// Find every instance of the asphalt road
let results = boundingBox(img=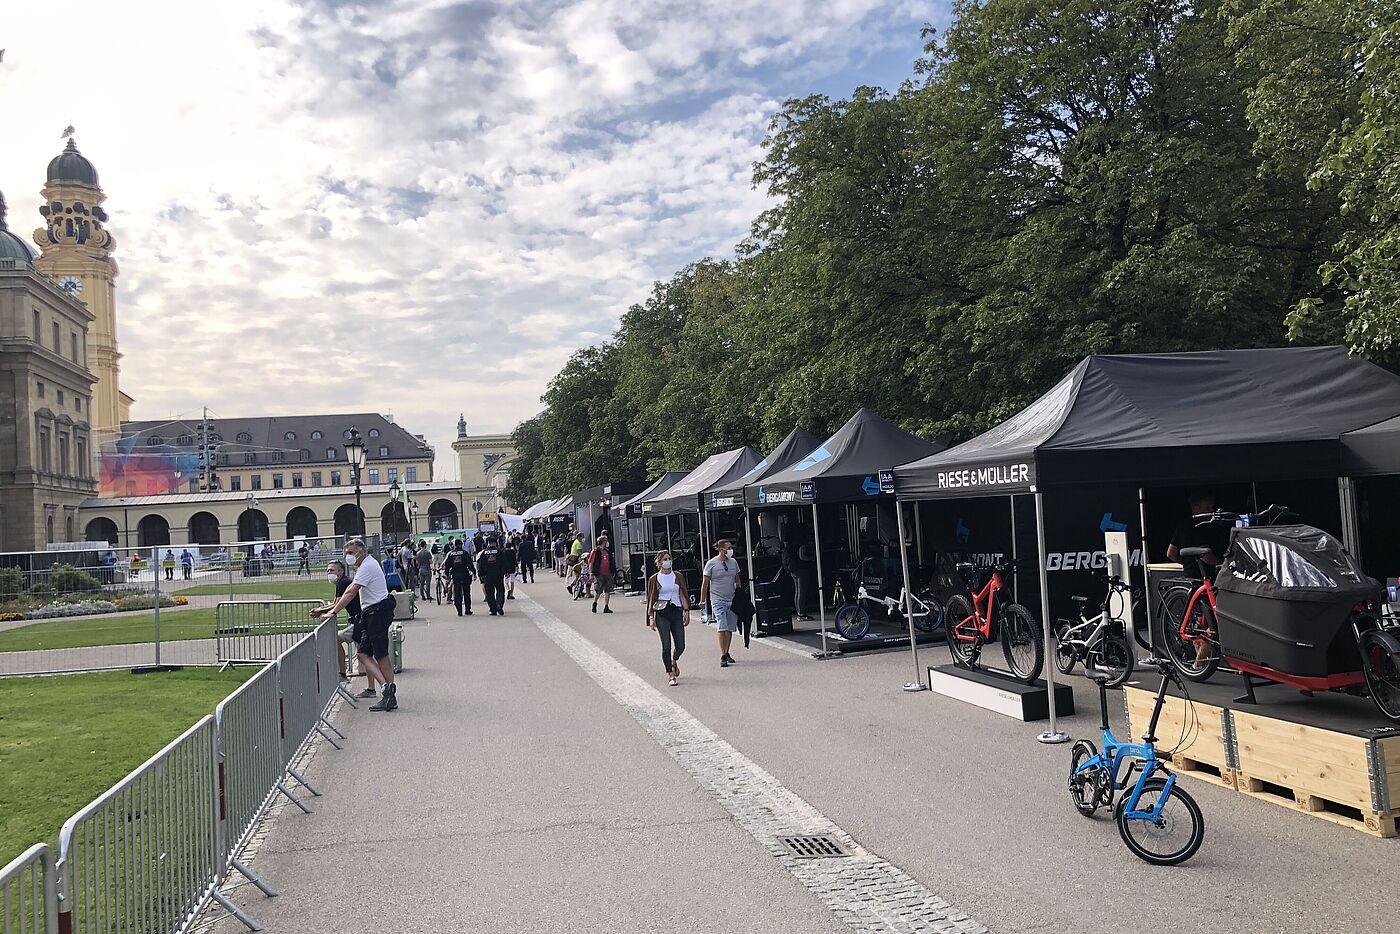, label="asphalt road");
[218,576,1397,933]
